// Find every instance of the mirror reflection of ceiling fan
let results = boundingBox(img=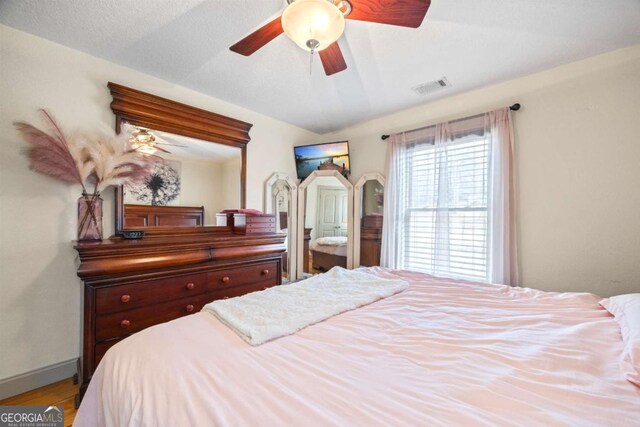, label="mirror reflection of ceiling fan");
[230,0,432,76]
[128,127,187,155]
